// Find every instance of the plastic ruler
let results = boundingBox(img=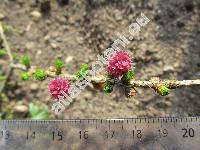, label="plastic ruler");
[0,117,200,150]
